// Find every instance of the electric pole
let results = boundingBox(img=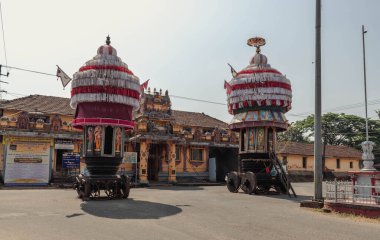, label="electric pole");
[314,0,323,201]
